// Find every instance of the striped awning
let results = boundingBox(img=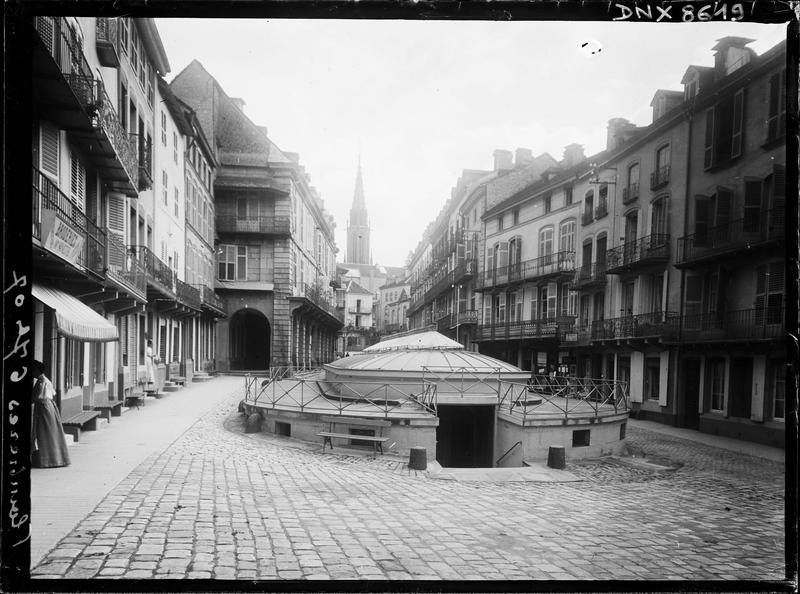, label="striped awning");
[32,284,118,342]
